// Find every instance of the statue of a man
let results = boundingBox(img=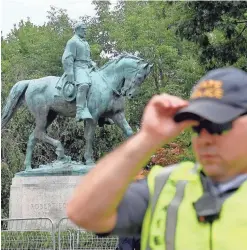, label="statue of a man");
[62,22,97,121]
